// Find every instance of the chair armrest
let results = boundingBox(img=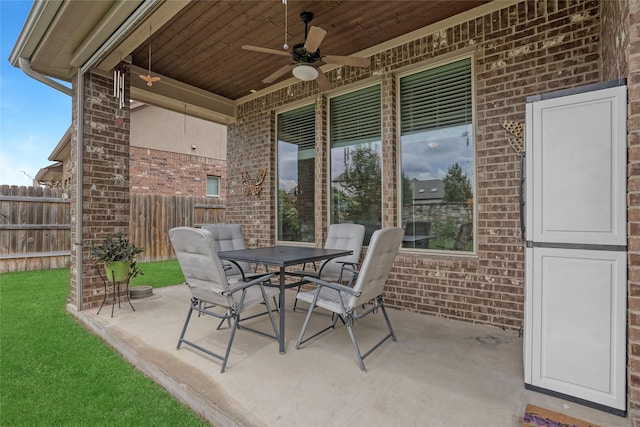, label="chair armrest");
[223,259,253,281]
[223,273,275,295]
[302,276,361,296]
[334,261,360,284]
[335,261,358,267]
